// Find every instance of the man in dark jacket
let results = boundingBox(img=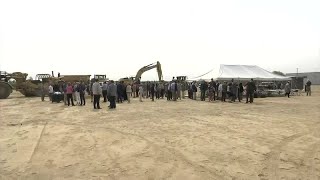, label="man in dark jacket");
[231,82,238,102]
[221,81,227,102]
[117,82,123,103]
[238,82,244,102]
[246,79,256,103]
[200,81,208,101]
[102,81,108,102]
[188,83,192,99]
[78,81,86,105]
[146,82,150,98]
[150,83,155,101]
[166,83,171,100]
[107,80,117,109]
